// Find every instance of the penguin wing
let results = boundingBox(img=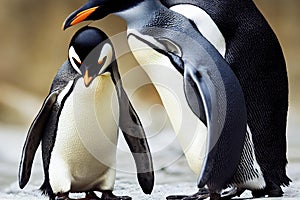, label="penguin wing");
[111,65,154,194]
[118,87,154,194]
[183,58,247,187]
[18,90,59,189]
[19,61,76,189]
[154,36,247,188]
